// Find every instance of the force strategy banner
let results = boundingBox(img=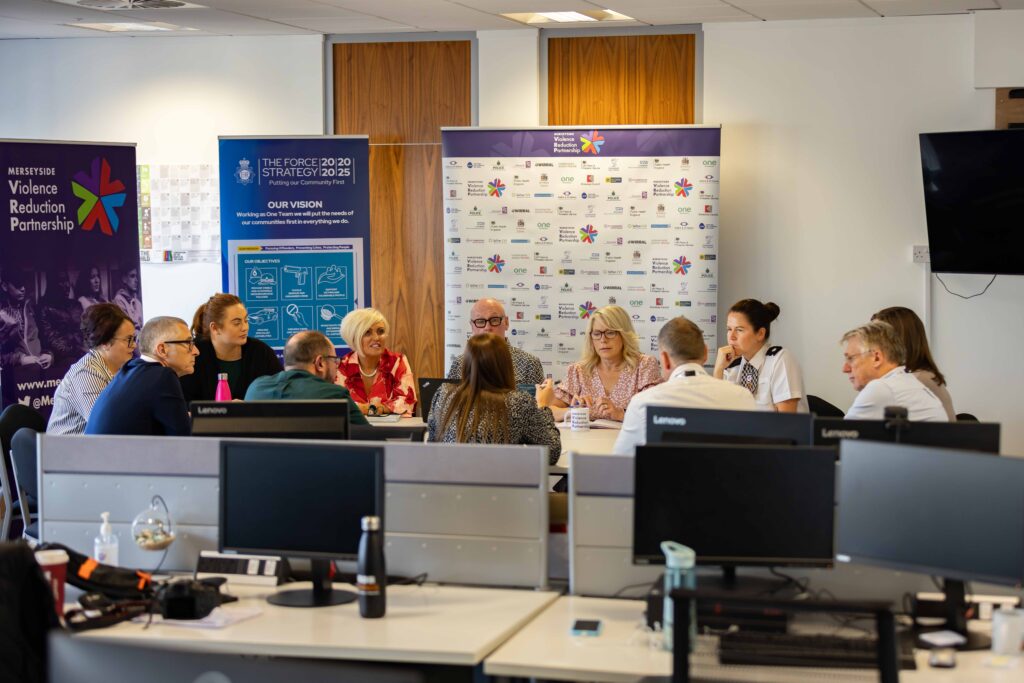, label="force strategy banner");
[219,137,370,350]
[441,127,721,377]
